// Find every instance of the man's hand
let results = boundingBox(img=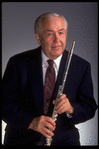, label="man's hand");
[53,94,74,115]
[28,115,56,138]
